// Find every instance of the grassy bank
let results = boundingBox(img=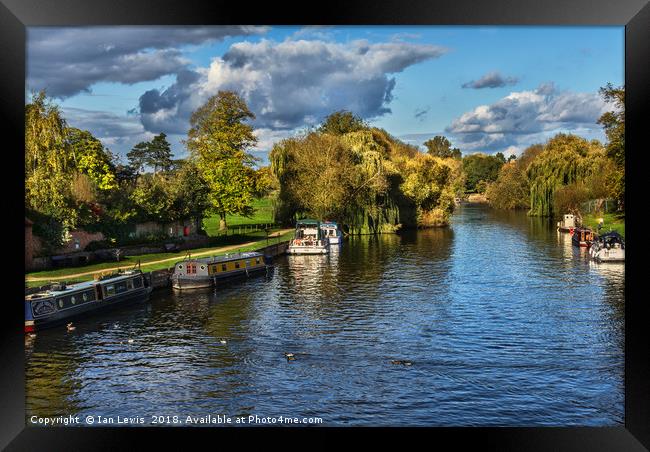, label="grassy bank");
[26,229,293,288]
[202,197,275,235]
[582,212,625,238]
